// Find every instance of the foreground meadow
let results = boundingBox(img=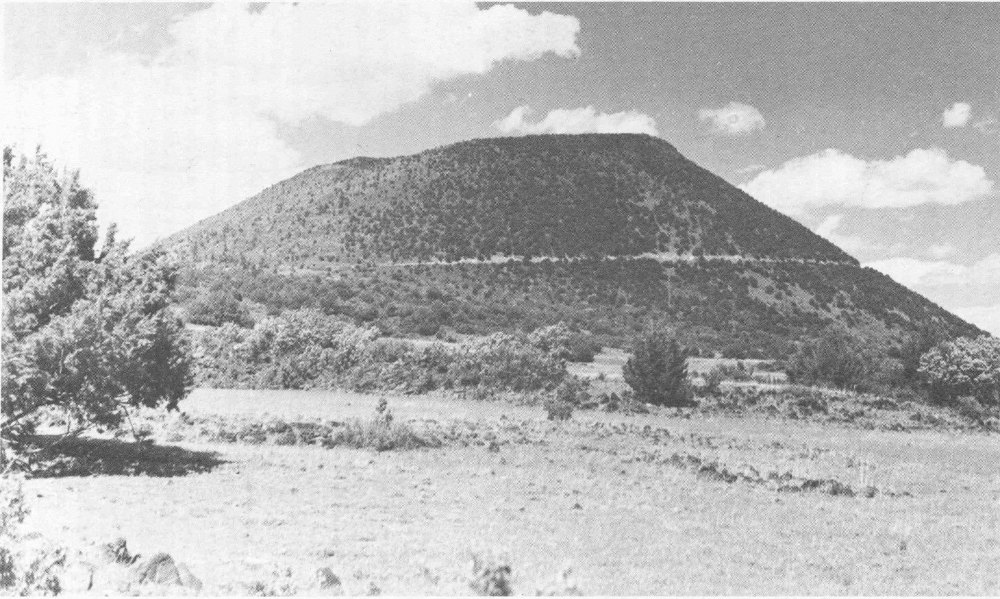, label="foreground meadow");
[18,388,1000,595]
